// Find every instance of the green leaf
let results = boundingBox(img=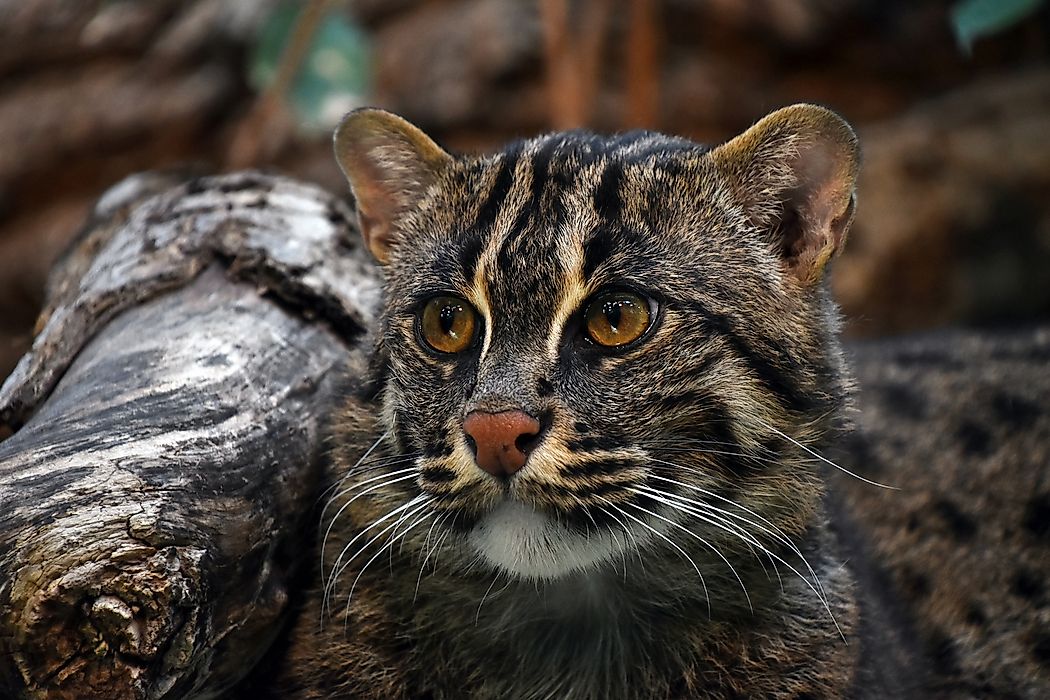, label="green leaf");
[251,4,372,132]
[951,0,1045,53]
